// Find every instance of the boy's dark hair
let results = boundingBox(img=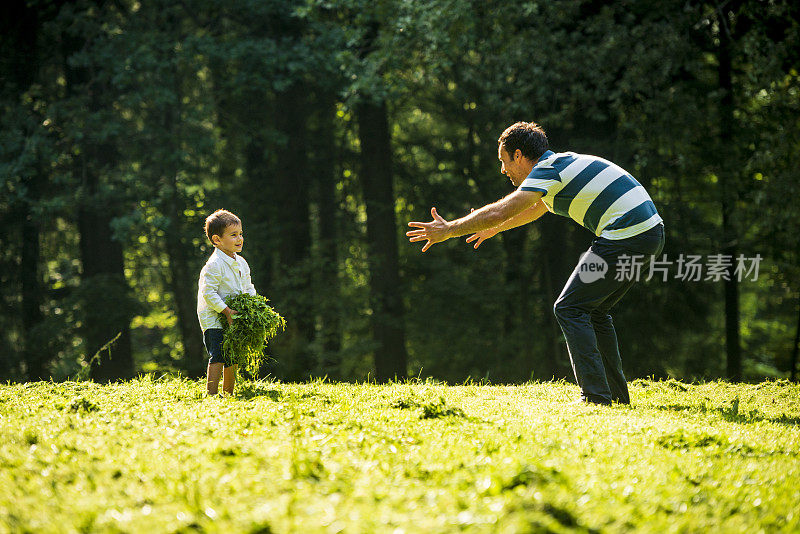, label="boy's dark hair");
[204,209,241,243]
[498,121,549,161]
